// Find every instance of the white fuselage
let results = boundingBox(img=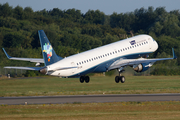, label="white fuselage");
[46,35,158,77]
